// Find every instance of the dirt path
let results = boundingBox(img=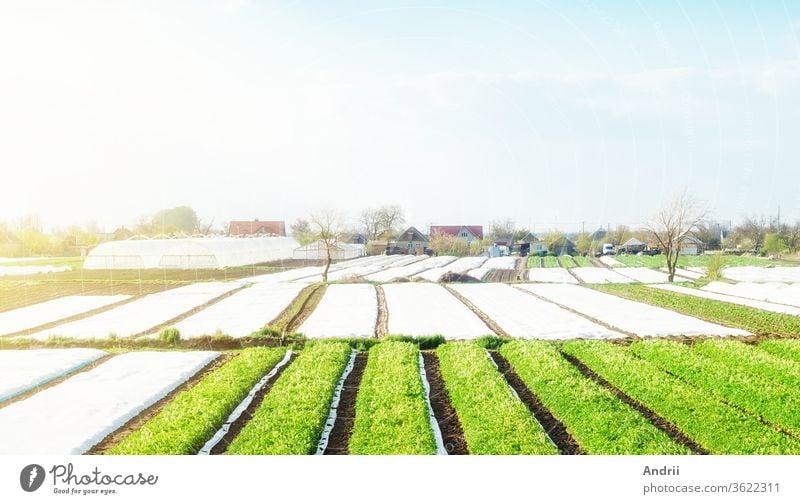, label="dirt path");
[422,352,468,454]
[375,285,389,338]
[322,353,368,455]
